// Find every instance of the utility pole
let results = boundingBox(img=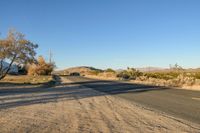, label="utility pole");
[49,49,53,63]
